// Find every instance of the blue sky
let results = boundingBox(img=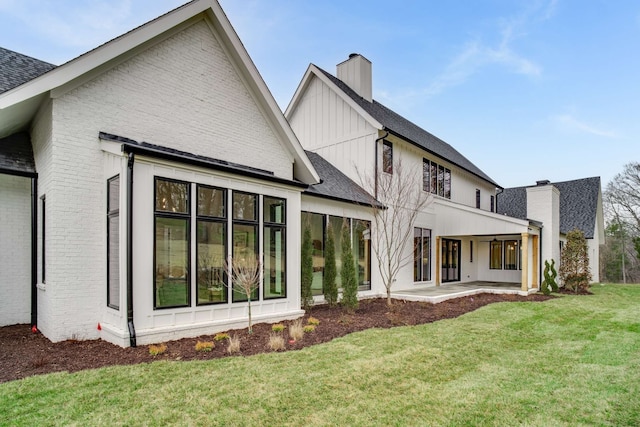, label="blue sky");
[1,0,637,188]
